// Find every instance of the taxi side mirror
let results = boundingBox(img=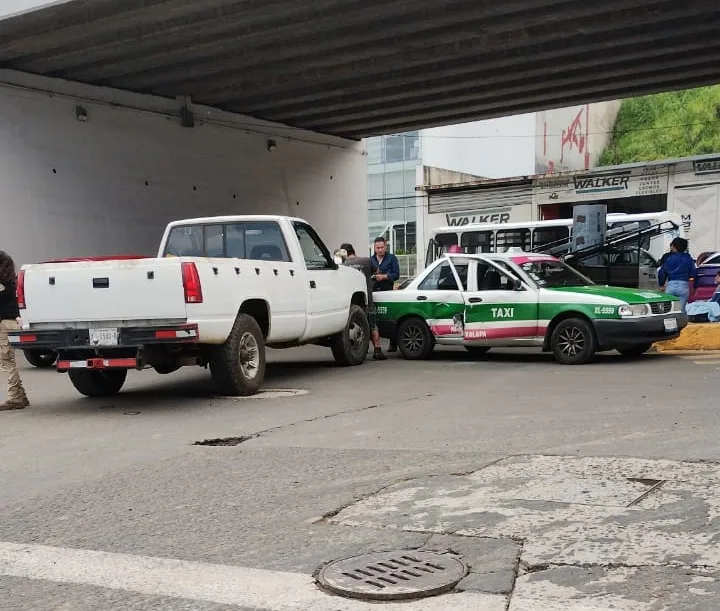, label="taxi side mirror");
[513,279,524,291]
